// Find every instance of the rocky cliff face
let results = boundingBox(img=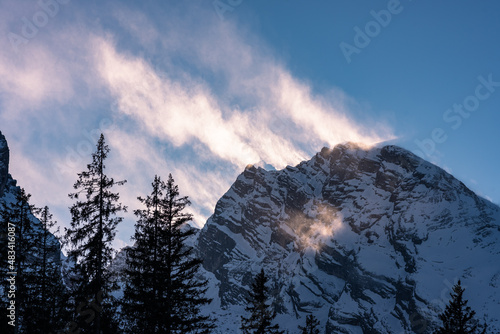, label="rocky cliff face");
[197,143,500,333]
[0,131,9,197]
[0,131,62,268]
